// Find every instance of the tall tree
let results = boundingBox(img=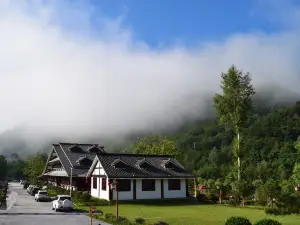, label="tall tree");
[0,155,7,180]
[7,153,25,180]
[213,65,255,182]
